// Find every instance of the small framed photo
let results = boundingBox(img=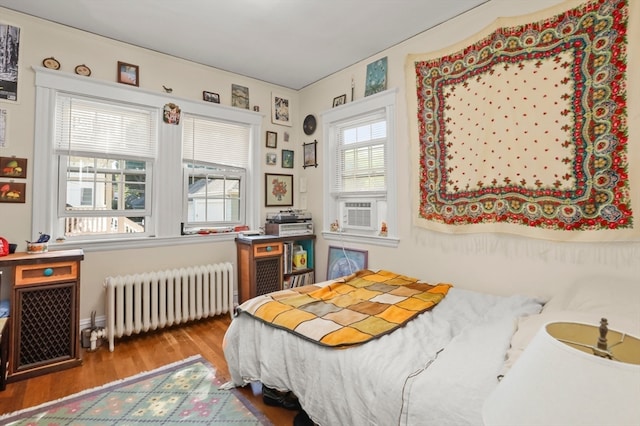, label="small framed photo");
[333,94,347,107]
[0,181,26,203]
[271,92,292,126]
[203,91,220,103]
[303,140,317,168]
[117,61,139,86]
[327,246,368,280]
[266,131,277,148]
[282,149,294,169]
[265,173,293,207]
[266,152,277,166]
[0,156,27,178]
